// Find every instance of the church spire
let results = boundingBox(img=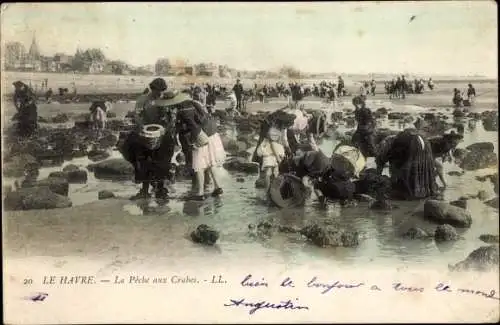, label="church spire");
[28,31,40,60]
